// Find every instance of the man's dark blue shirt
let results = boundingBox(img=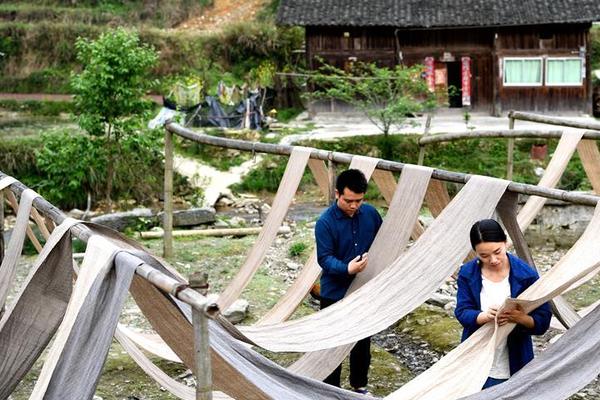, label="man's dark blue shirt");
[315,202,382,301]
